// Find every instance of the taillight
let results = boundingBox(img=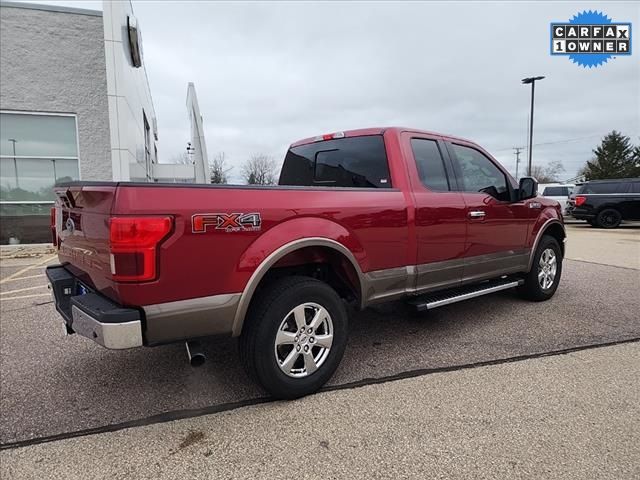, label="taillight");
[109,216,172,282]
[574,196,587,207]
[50,207,57,247]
